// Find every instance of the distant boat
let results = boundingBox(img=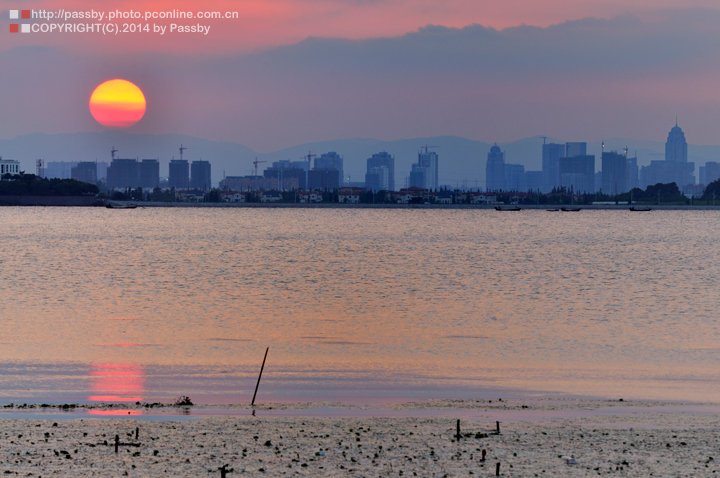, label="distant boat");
[629,207,652,211]
[495,206,521,211]
[561,207,581,212]
[546,208,560,212]
[106,203,138,209]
